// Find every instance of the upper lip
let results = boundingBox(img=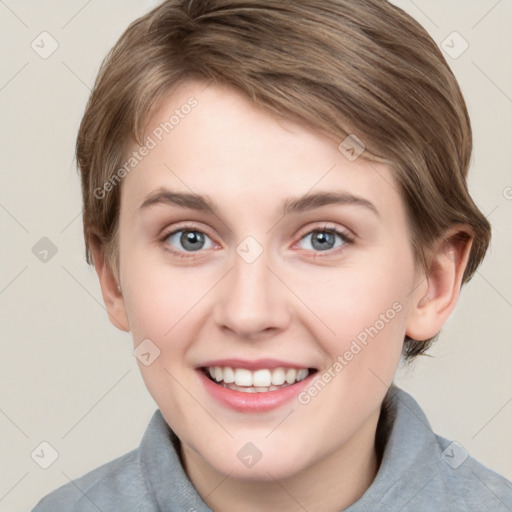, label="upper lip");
[198,358,314,371]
